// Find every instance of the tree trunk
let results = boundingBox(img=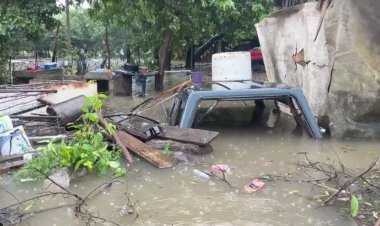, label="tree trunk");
[164,51,171,71]
[185,45,194,69]
[52,23,60,62]
[65,0,72,53]
[105,25,111,68]
[158,28,173,91]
